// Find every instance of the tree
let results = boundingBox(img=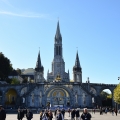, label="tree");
[11,78,20,84]
[16,68,21,75]
[107,94,112,99]
[114,84,120,104]
[22,77,28,83]
[100,91,109,100]
[0,52,13,80]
